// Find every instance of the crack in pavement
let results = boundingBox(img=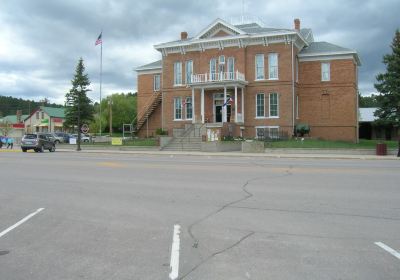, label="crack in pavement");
[226,205,400,221]
[182,166,293,279]
[179,231,254,279]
